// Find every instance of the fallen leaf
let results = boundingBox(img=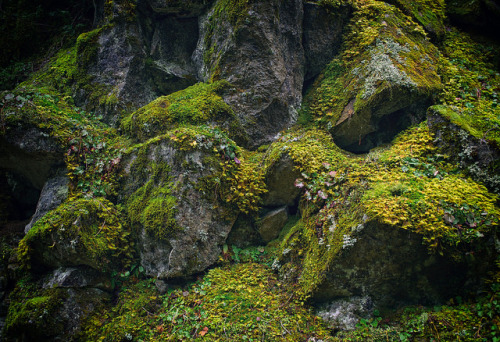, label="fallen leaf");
[199,327,209,336]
